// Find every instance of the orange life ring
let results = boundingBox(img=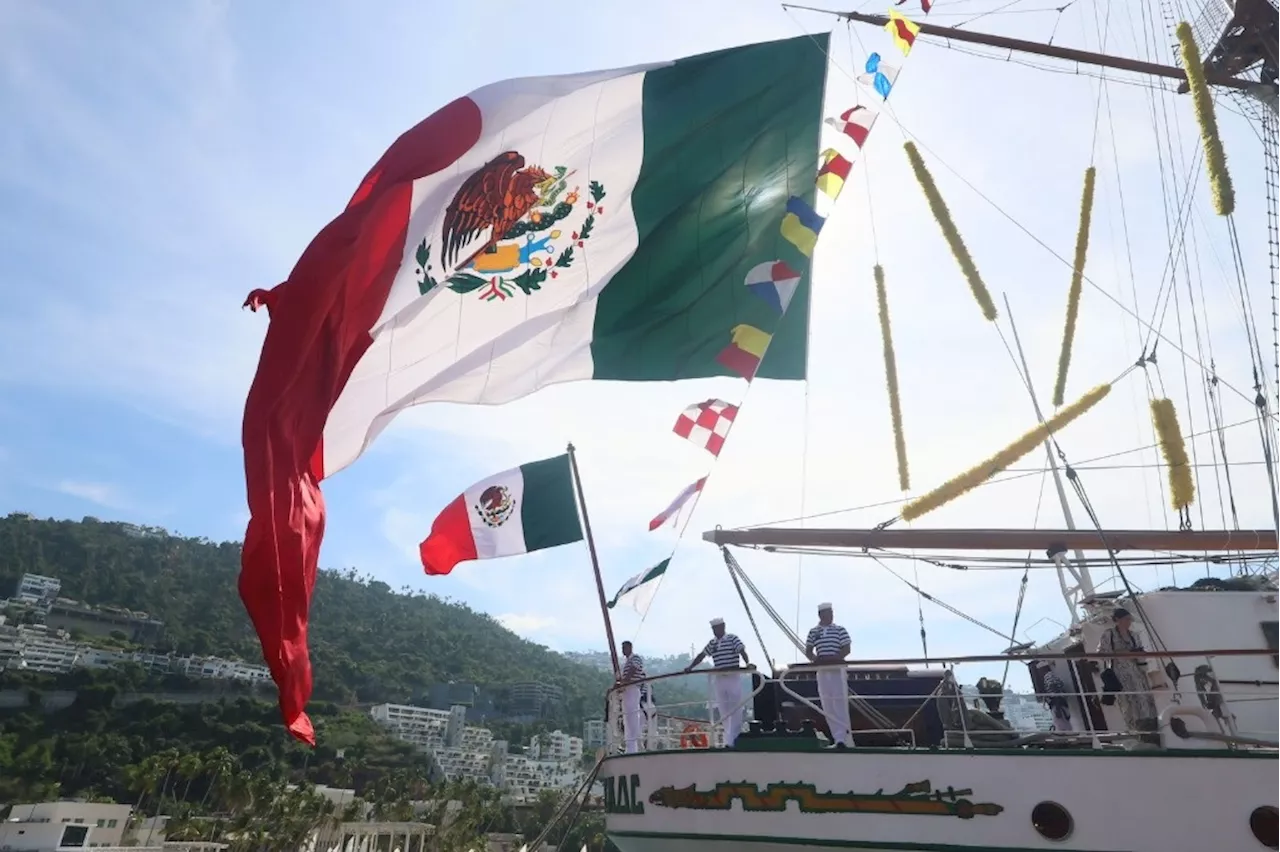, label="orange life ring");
[680,723,709,749]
